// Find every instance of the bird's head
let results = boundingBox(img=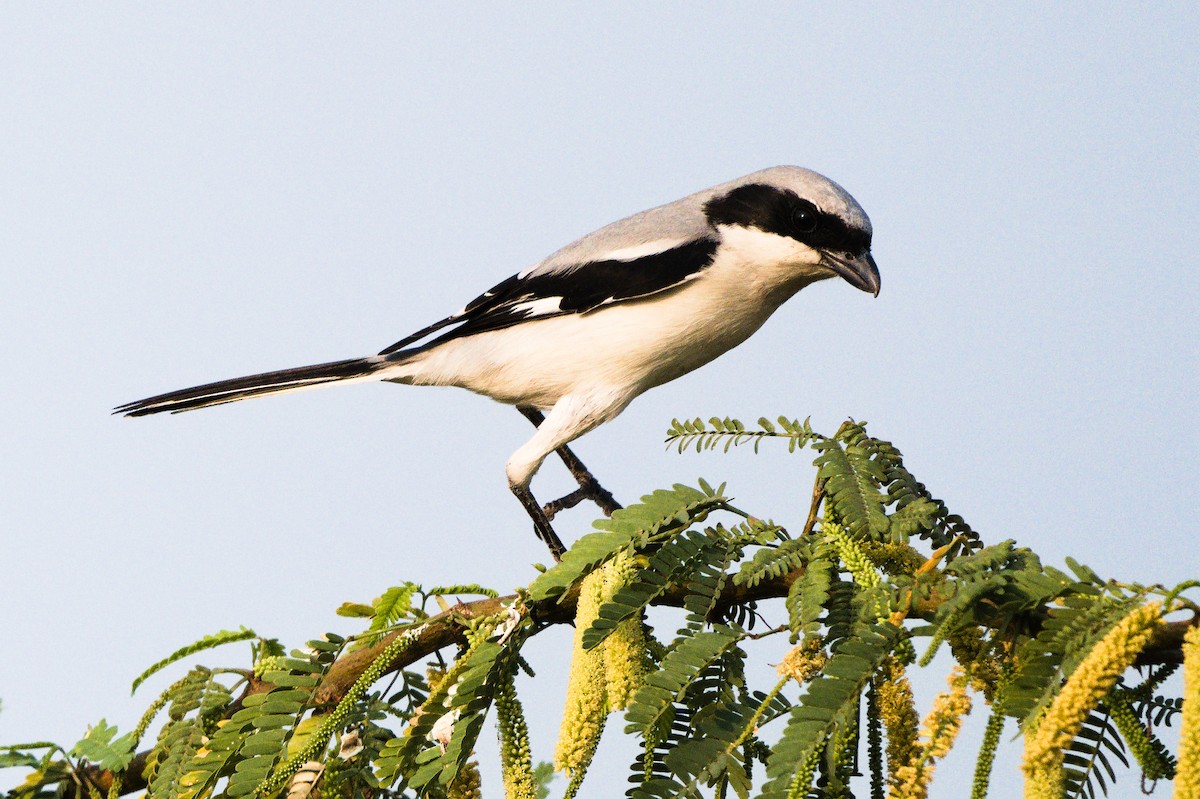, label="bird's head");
[703,166,880,296]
